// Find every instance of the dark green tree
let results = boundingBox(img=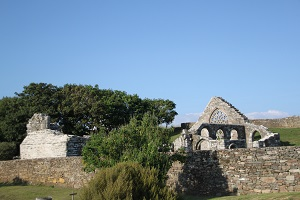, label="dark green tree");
[0,97,28,143]
[15,82,61,123]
